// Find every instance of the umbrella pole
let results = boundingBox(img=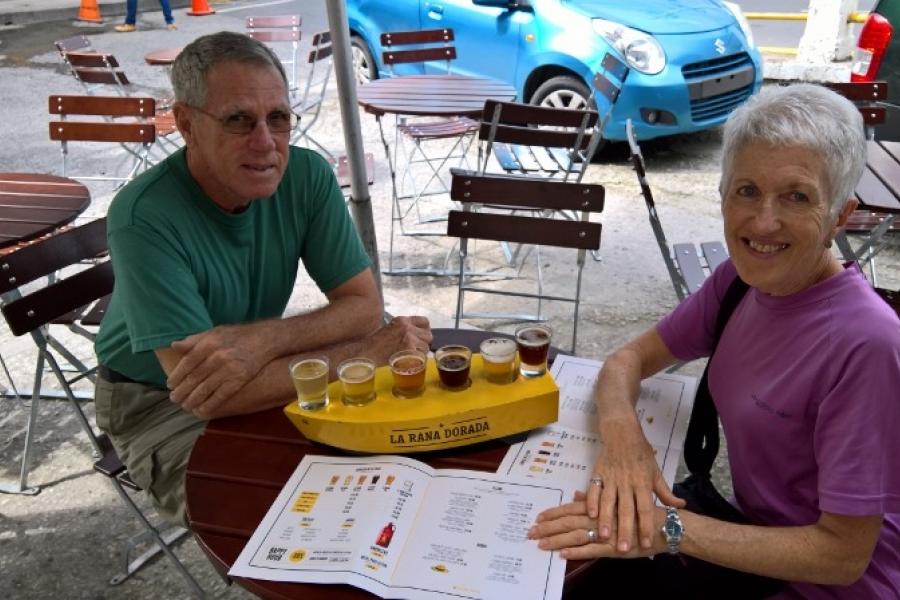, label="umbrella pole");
[326,0,384,301]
